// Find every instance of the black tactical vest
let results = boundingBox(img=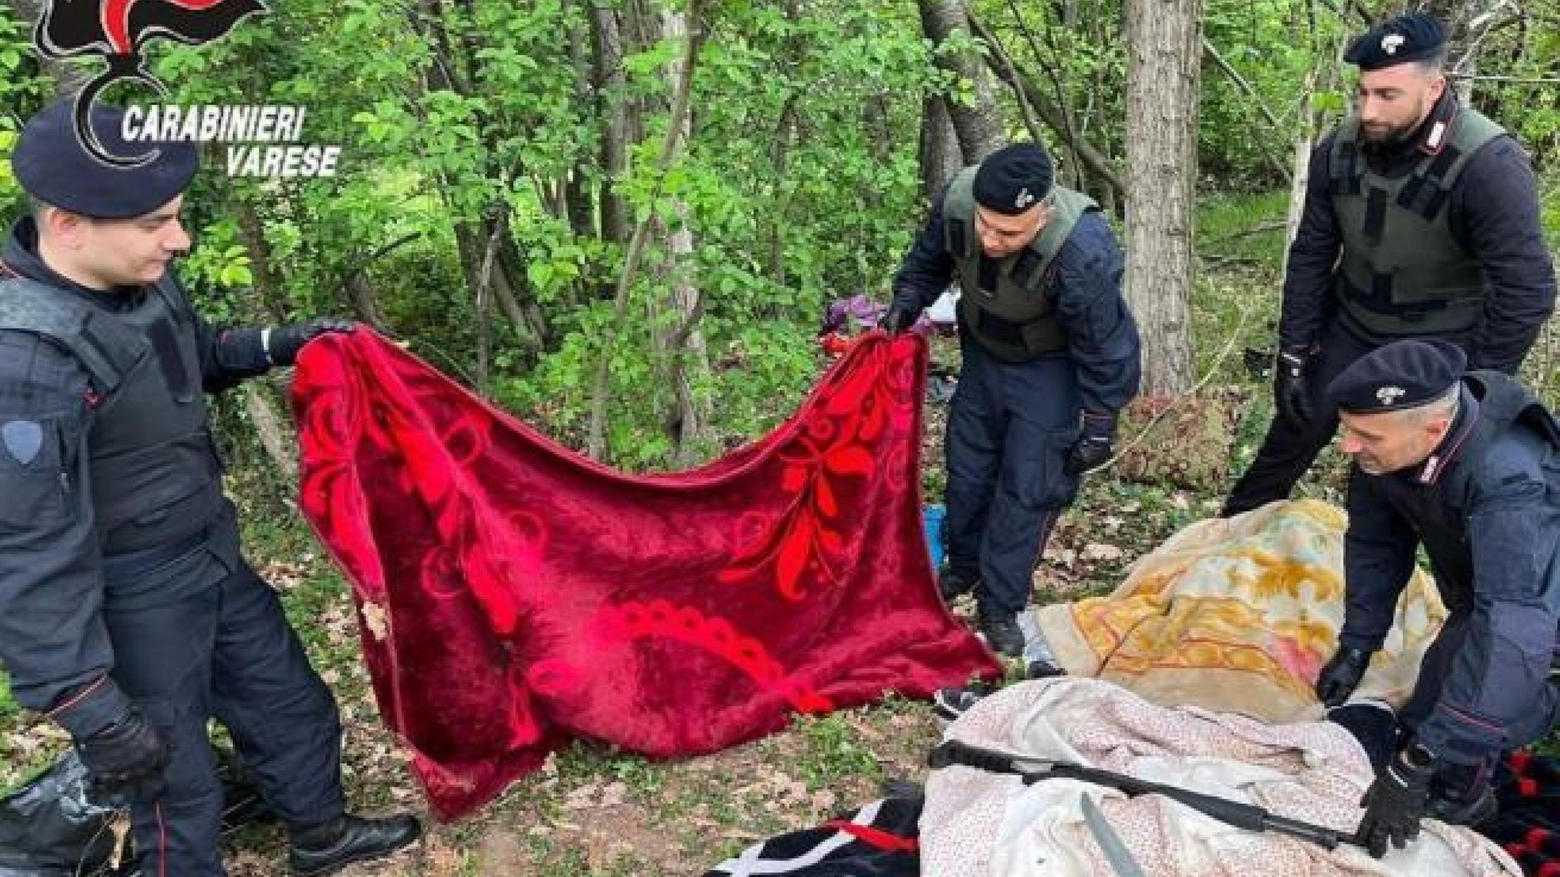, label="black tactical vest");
[942,166,1095,362]
[1327,107,1505,337]
[0,276,224,553]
